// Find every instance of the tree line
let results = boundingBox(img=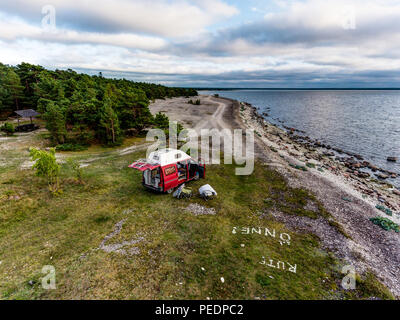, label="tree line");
[0,62,197,146]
